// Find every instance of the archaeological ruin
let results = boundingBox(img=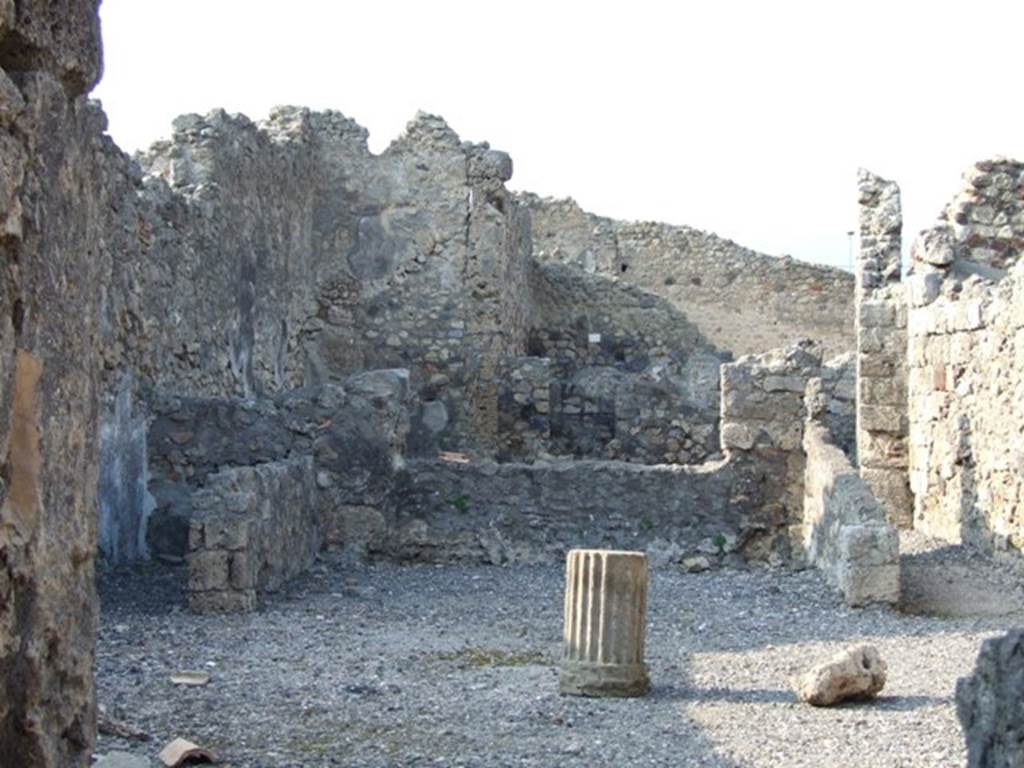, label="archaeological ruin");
[2,2,1024,767]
